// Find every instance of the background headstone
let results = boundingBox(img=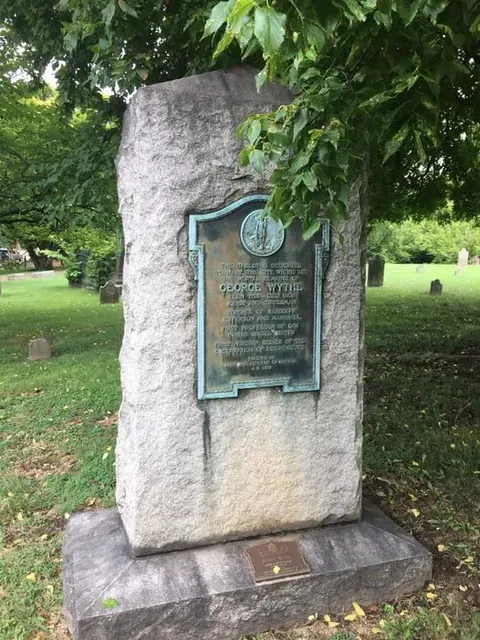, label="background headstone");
[416,265,425,273]
[430,279,443,295]
[454,267,463,276]
[472,256,479,265]
[28,338,52,361]
[99,280,120,304]
[458,248,469,268]
[367,255,385,287]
